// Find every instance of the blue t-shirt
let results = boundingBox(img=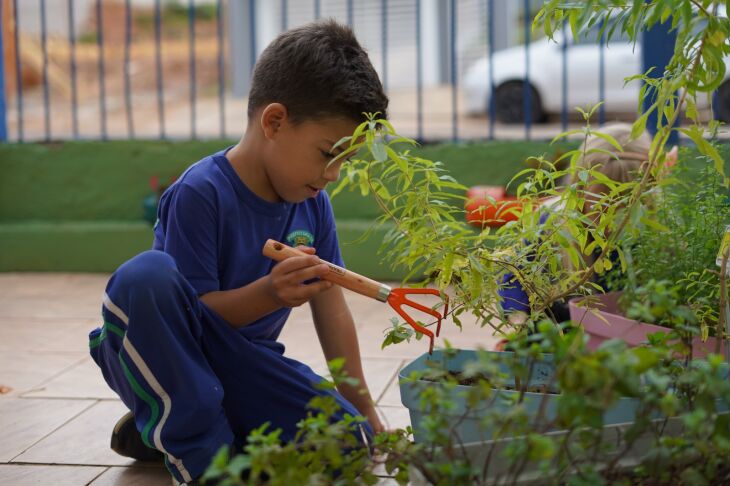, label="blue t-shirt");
[153,148,344,343]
